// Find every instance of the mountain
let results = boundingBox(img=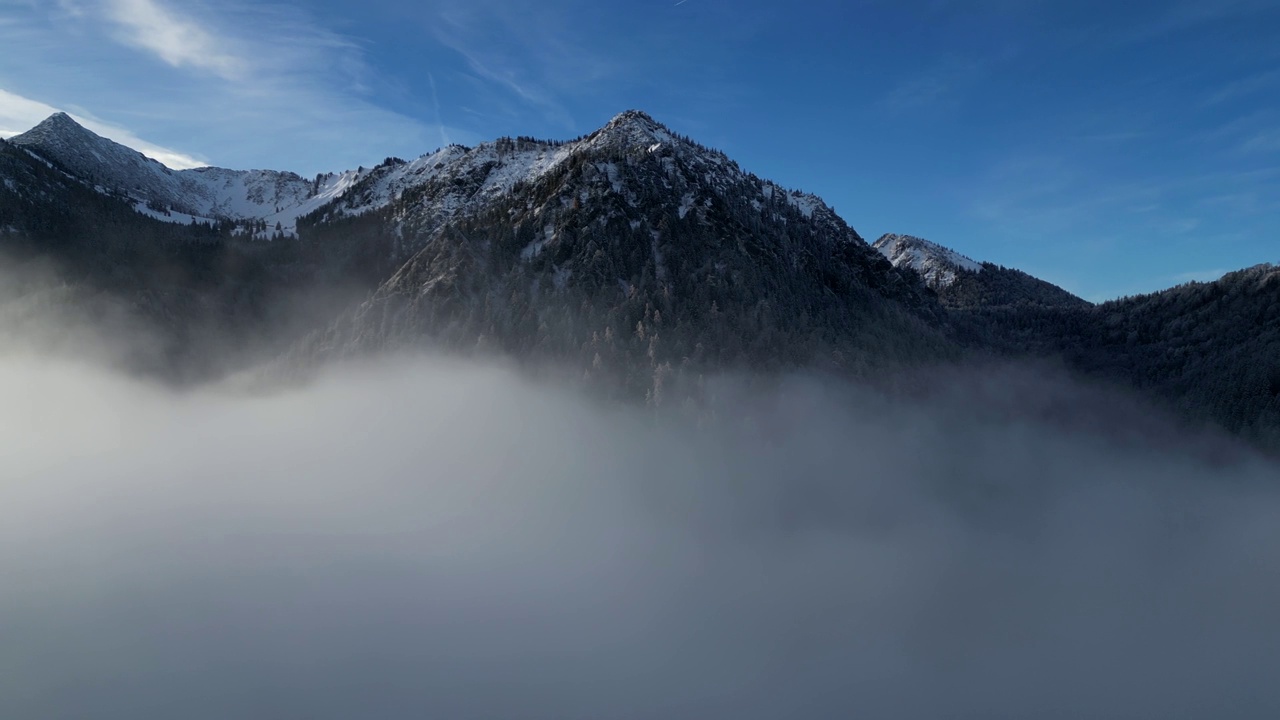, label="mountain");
[1071,265,1280,446]
[1,110,1277,448]
[943,256,1280,449]
[874,233,1088,309]
[291,111,952,396]
[0,133,375,378]
[873,233,983,289]
[870,232,1278,447]
[3,111,954,392]
[8,113,354,235]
